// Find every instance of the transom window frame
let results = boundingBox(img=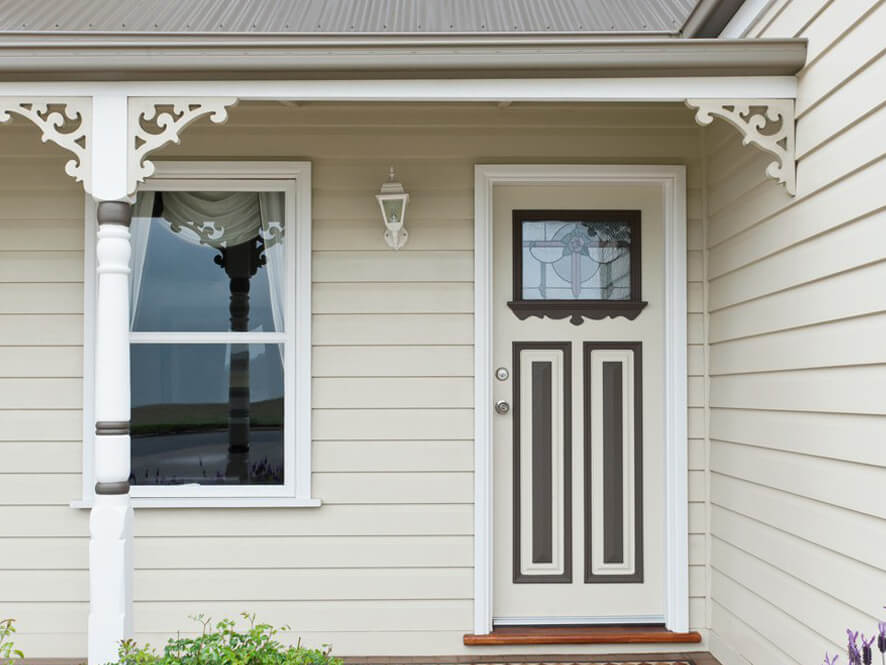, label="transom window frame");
[76,161,317,508]
[507,209,648,325]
